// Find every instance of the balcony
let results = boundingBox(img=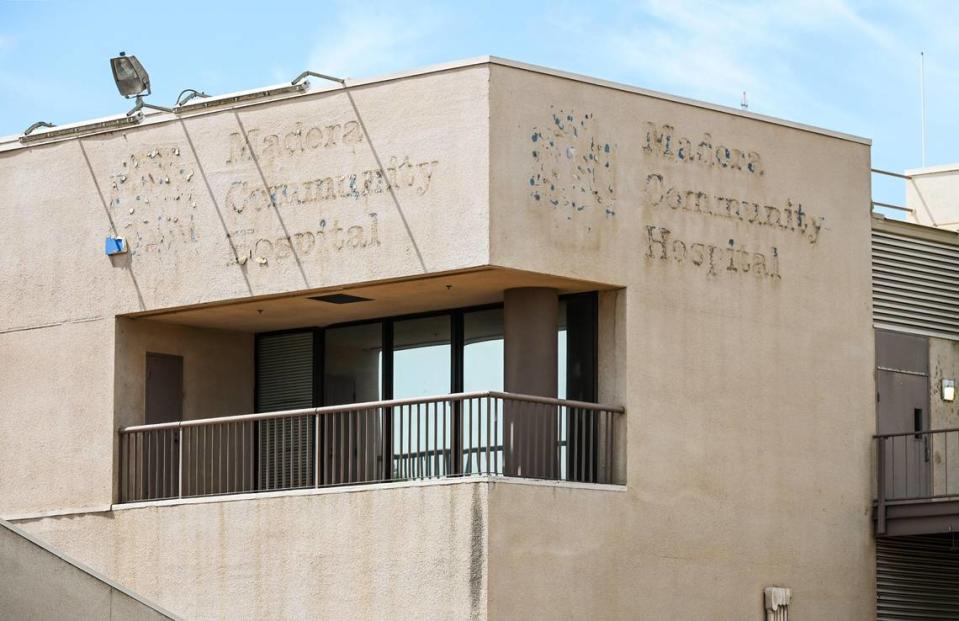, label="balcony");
[875,428,959,536]
[118,391,623,503]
